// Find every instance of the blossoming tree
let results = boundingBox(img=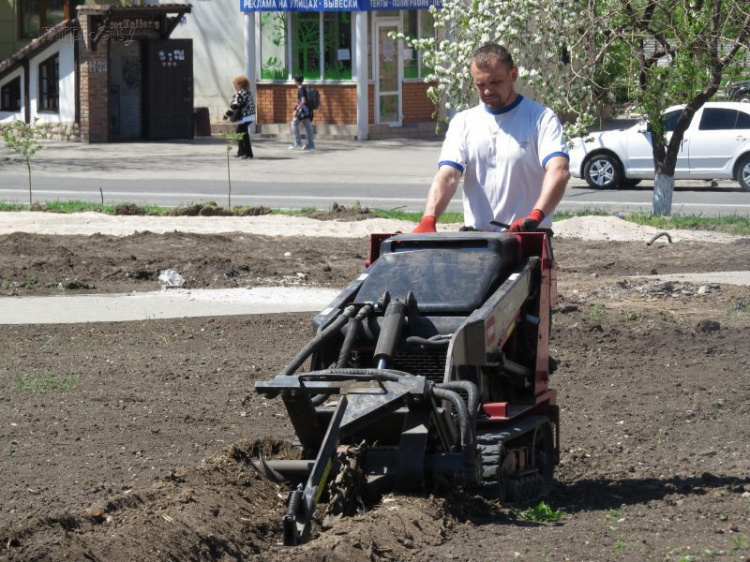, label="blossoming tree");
[403,0,750,215]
